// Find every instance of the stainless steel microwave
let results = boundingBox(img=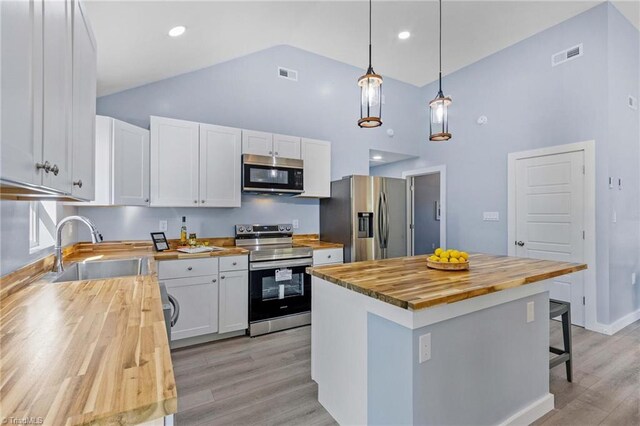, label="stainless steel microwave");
[242,154,304,195]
